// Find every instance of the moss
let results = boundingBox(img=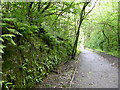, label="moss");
[2,34,72,88]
